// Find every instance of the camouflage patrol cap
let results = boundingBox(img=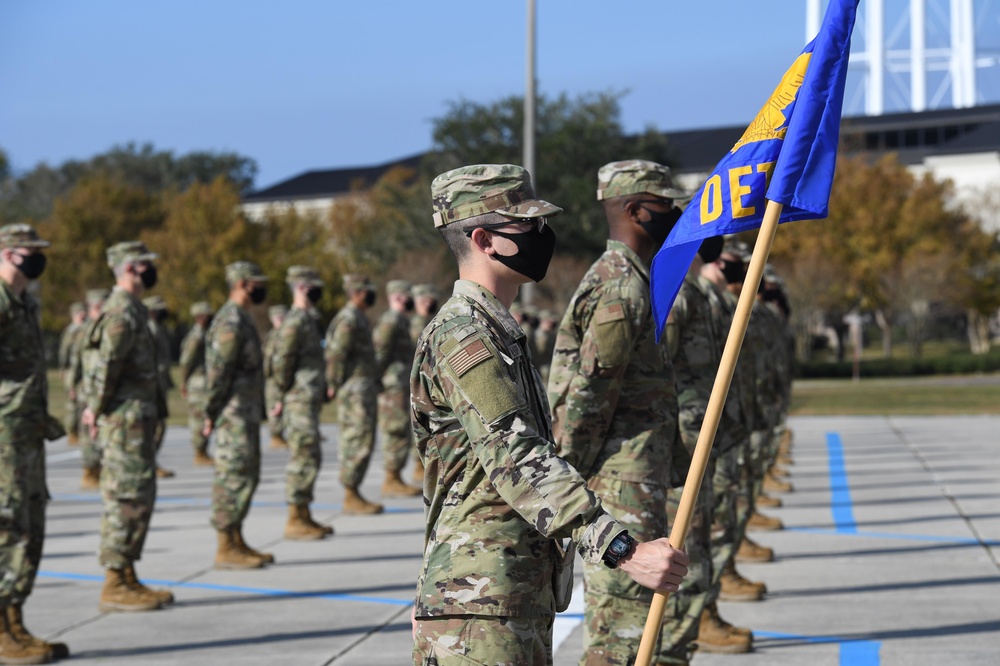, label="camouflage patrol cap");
[106,241,157,269]
[190,301,214,317]
[342,273,373,293]
[225,260,267,284]
[722,239,750,262]
[763,264,784,287]
[69,302,86,316]
[413,283,438,299]
[596,160,690,202]
[85,288,110,305]
[268,304,288,320]
[430,164,563,228]
[142,295,167,312]
[285,265,324,287]
[386,279,411,296]
[0,223,50,249]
